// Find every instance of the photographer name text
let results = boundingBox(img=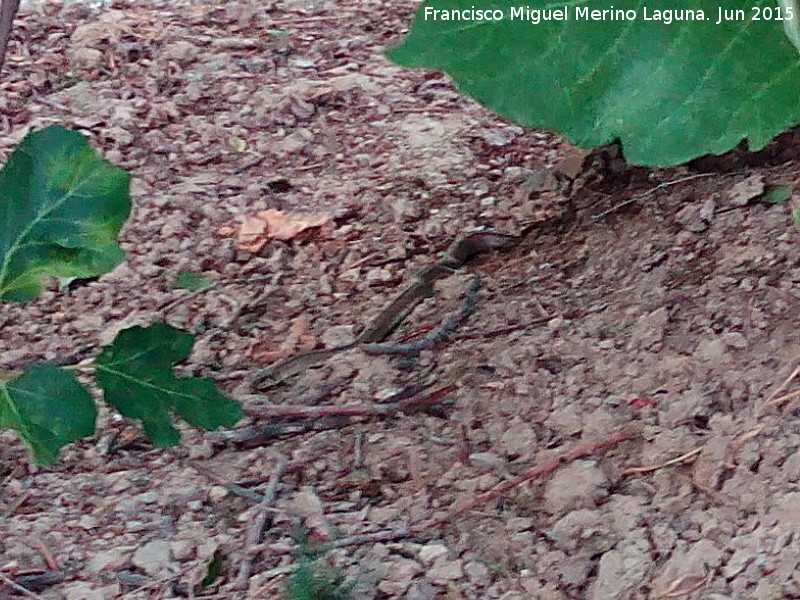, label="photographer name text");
[423,5,794,26]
